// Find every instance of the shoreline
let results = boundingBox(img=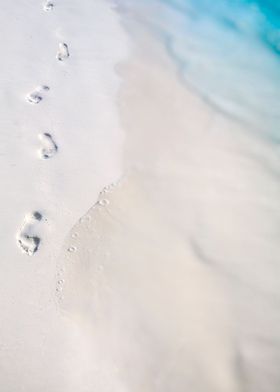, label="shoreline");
[57,12,280,391]
[1,0,280,390]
